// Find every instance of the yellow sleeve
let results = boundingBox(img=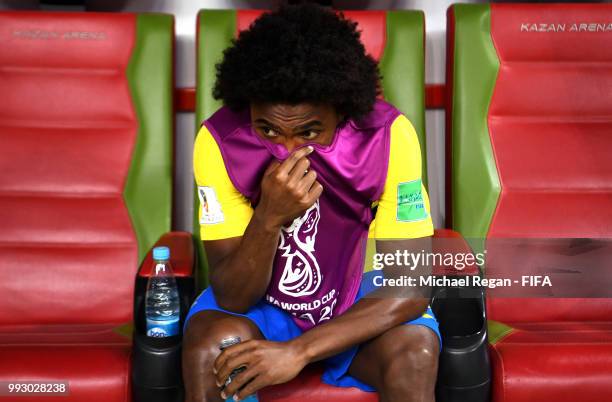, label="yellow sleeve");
[193,125,253,240]
[369,114,434,239]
